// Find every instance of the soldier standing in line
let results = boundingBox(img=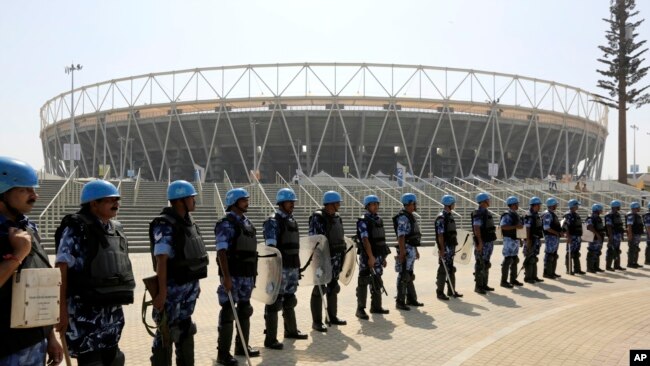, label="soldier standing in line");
[472,192,497,294]
[55,180,135,365]
[215,188,260,365]
[585,204,606,273]
[309,191,347,331]
[605,200,626,271]
[393,193,424,310]
[523,197,544,283]
[262,188,309,350]
[434,194,463,300]
[542,198,562,279]
[149,180,209,365]
[355,195,390,319]
[626,202,644,268]
[563,199,585,275]
[499,196,524,288]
